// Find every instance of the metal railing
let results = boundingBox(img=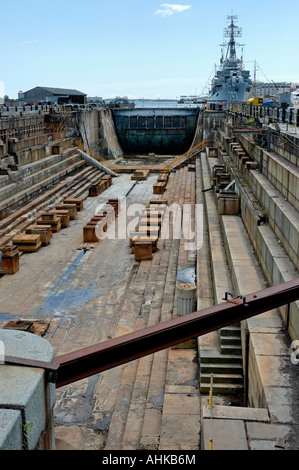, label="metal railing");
[228,103,299,132]
[54,278,299,388]
[162,139,213,172]
[74,140,118,174]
